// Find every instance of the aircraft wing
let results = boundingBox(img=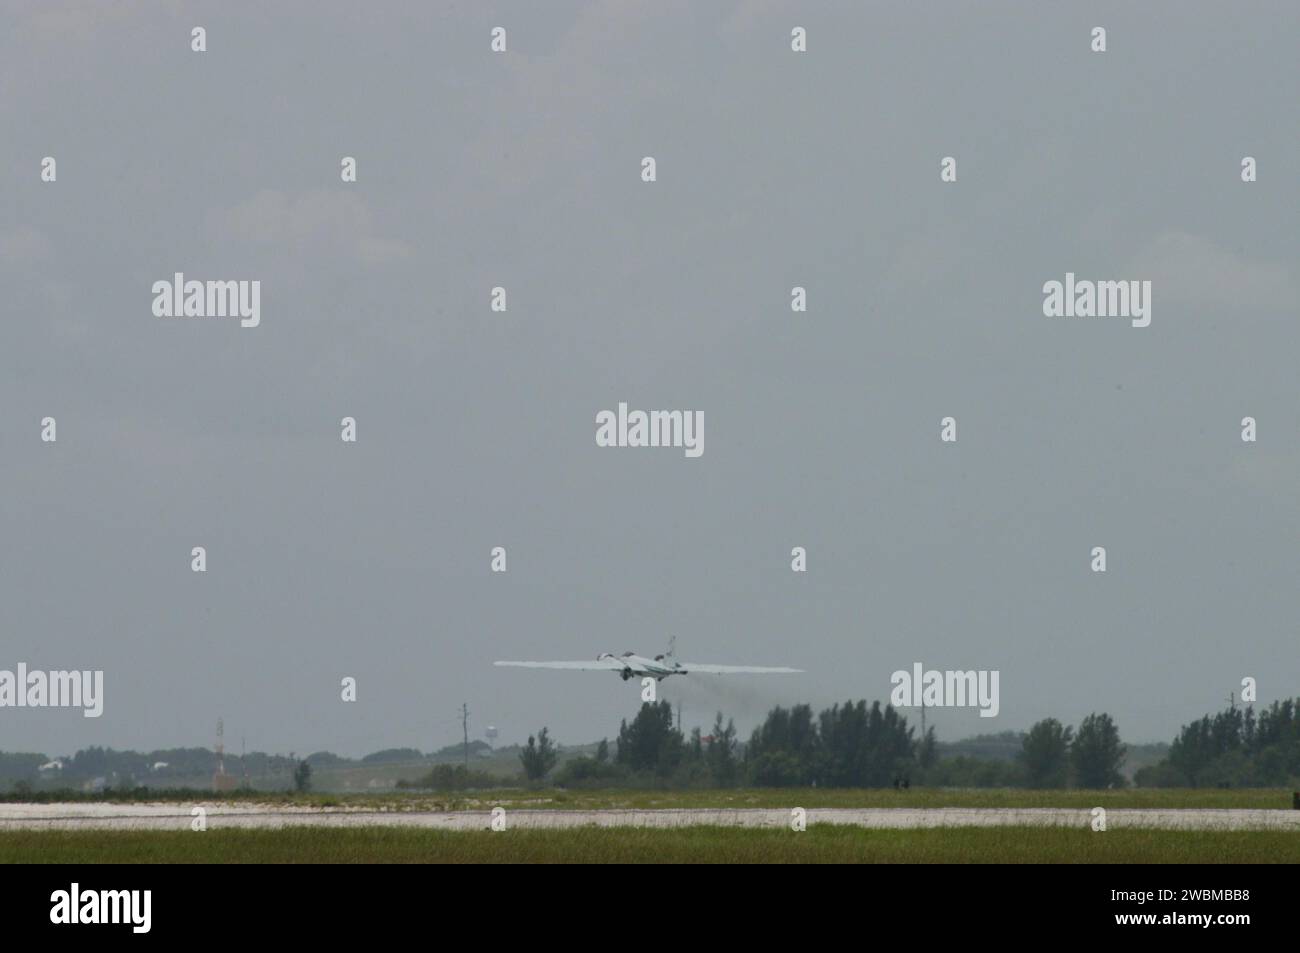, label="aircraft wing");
[494,659,626,671]
[676,663,803,674]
